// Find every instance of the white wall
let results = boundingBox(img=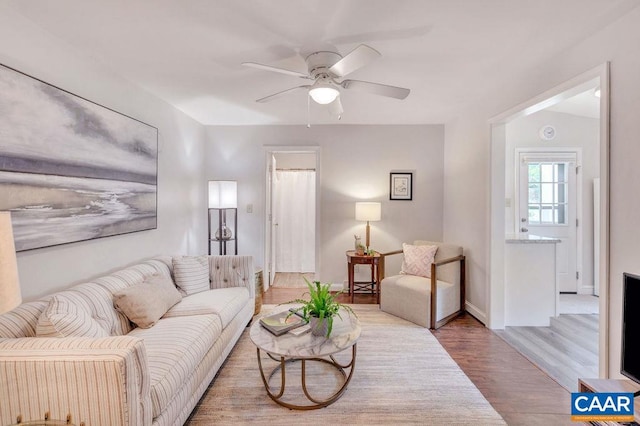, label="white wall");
[0,4,206,301]
[505,110,599,291]
[444,6,640,377]
[274,152,316,170]
[205,124,444,285]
